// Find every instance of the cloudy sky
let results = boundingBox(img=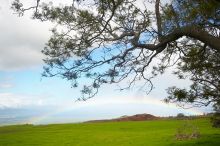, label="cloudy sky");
[0,0,211,125]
